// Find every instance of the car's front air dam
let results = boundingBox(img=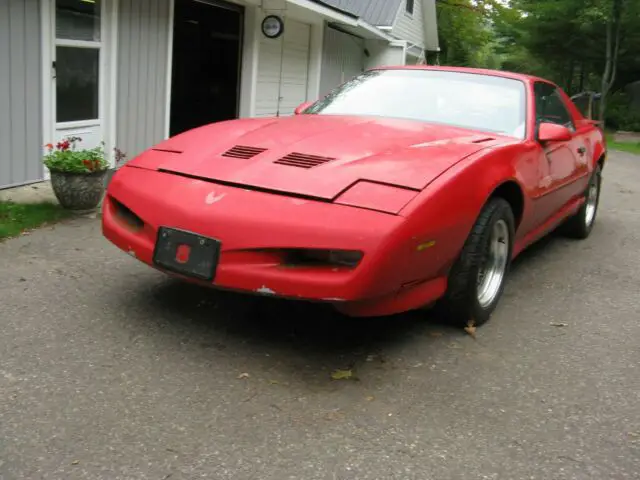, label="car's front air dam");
[102,166,421,303]
[333,277,447,317]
